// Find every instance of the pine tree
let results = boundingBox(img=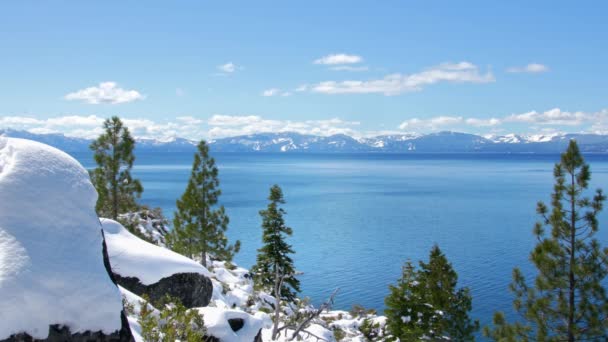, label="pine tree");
[385,245,478,341]
[252,185,301,340]
[485,140,608,341]
[167,140,239,267]
[90,116,143,219]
